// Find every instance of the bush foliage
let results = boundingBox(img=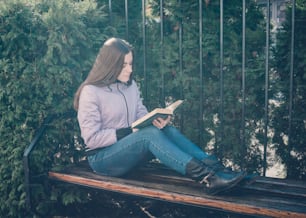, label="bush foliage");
[0,0,109,216]
[272,0,306,180]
